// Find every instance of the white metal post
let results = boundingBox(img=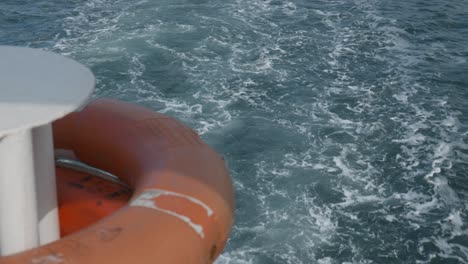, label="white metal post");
[0,131,40,255]
[0,46,95,255]
[33,124,60,245]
